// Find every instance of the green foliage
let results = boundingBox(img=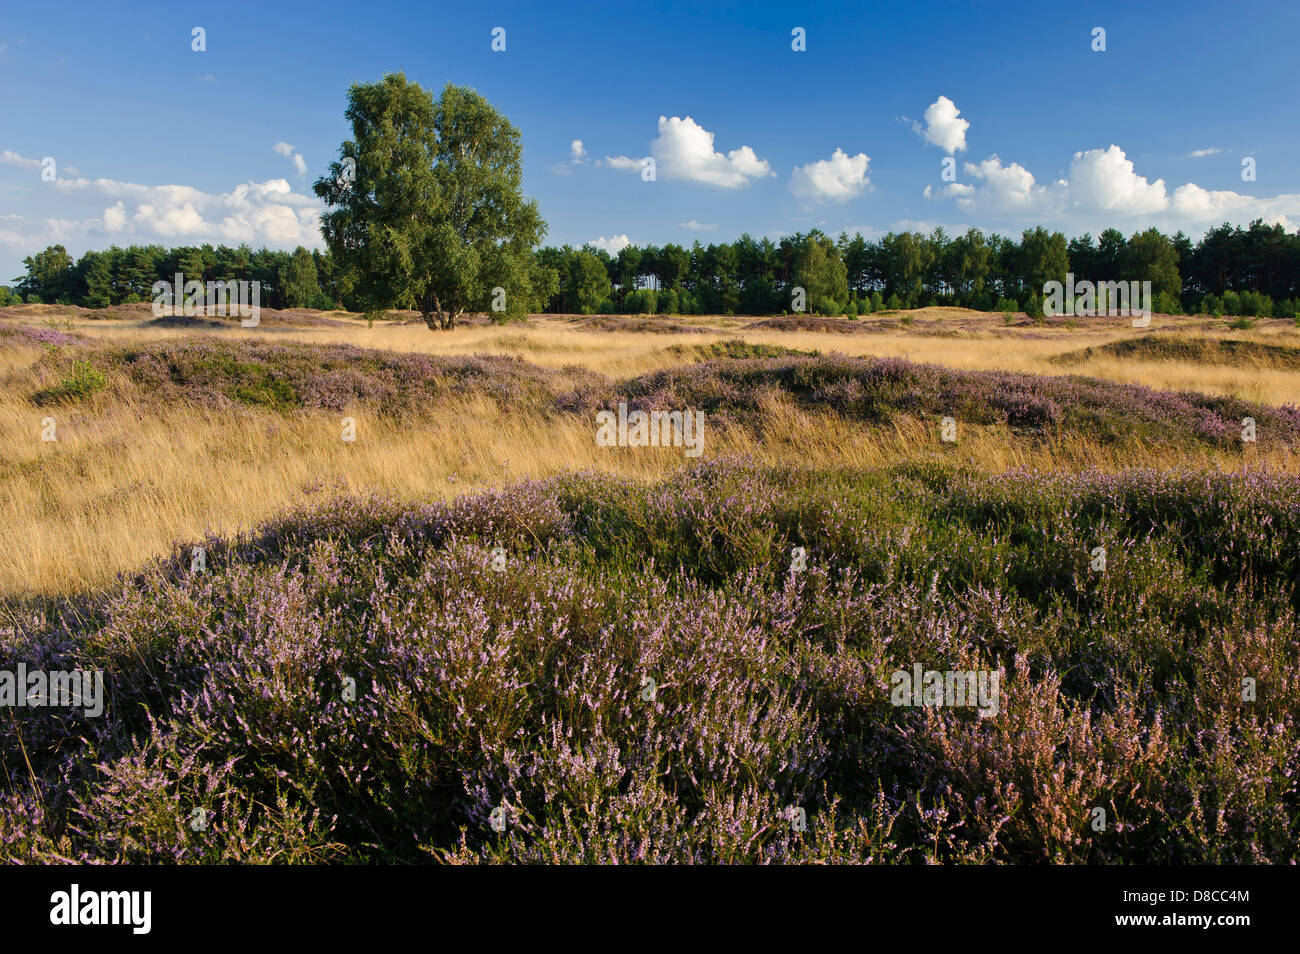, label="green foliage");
[794,231,848,313]
[566,250,610,313]
[279,246,319,309]
[625,289,658,315]
[314,73,548,329]
[1123,227,1182,297]
[21,205,1300,324]
[36,360,106,404]
[1153,290,1182,315]
[1017,226,1069,298]
[19,244,74,304]
[1241,290,1272,317]
[1217,288,1278,318]
[1024,291,1044,322]
[78,250,114,309]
